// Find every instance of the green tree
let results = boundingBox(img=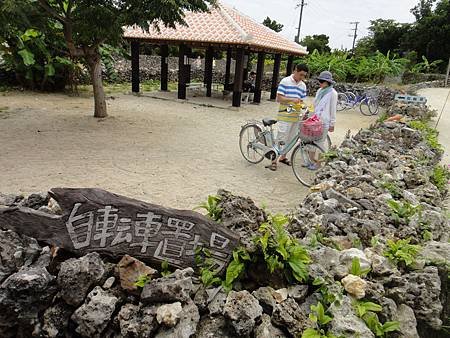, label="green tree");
[405,0,450,68]
[0,0,70,89]
[34,0,214,118]
[300,34,331,54]
[262,17,284,32]
[360,19,411,55]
